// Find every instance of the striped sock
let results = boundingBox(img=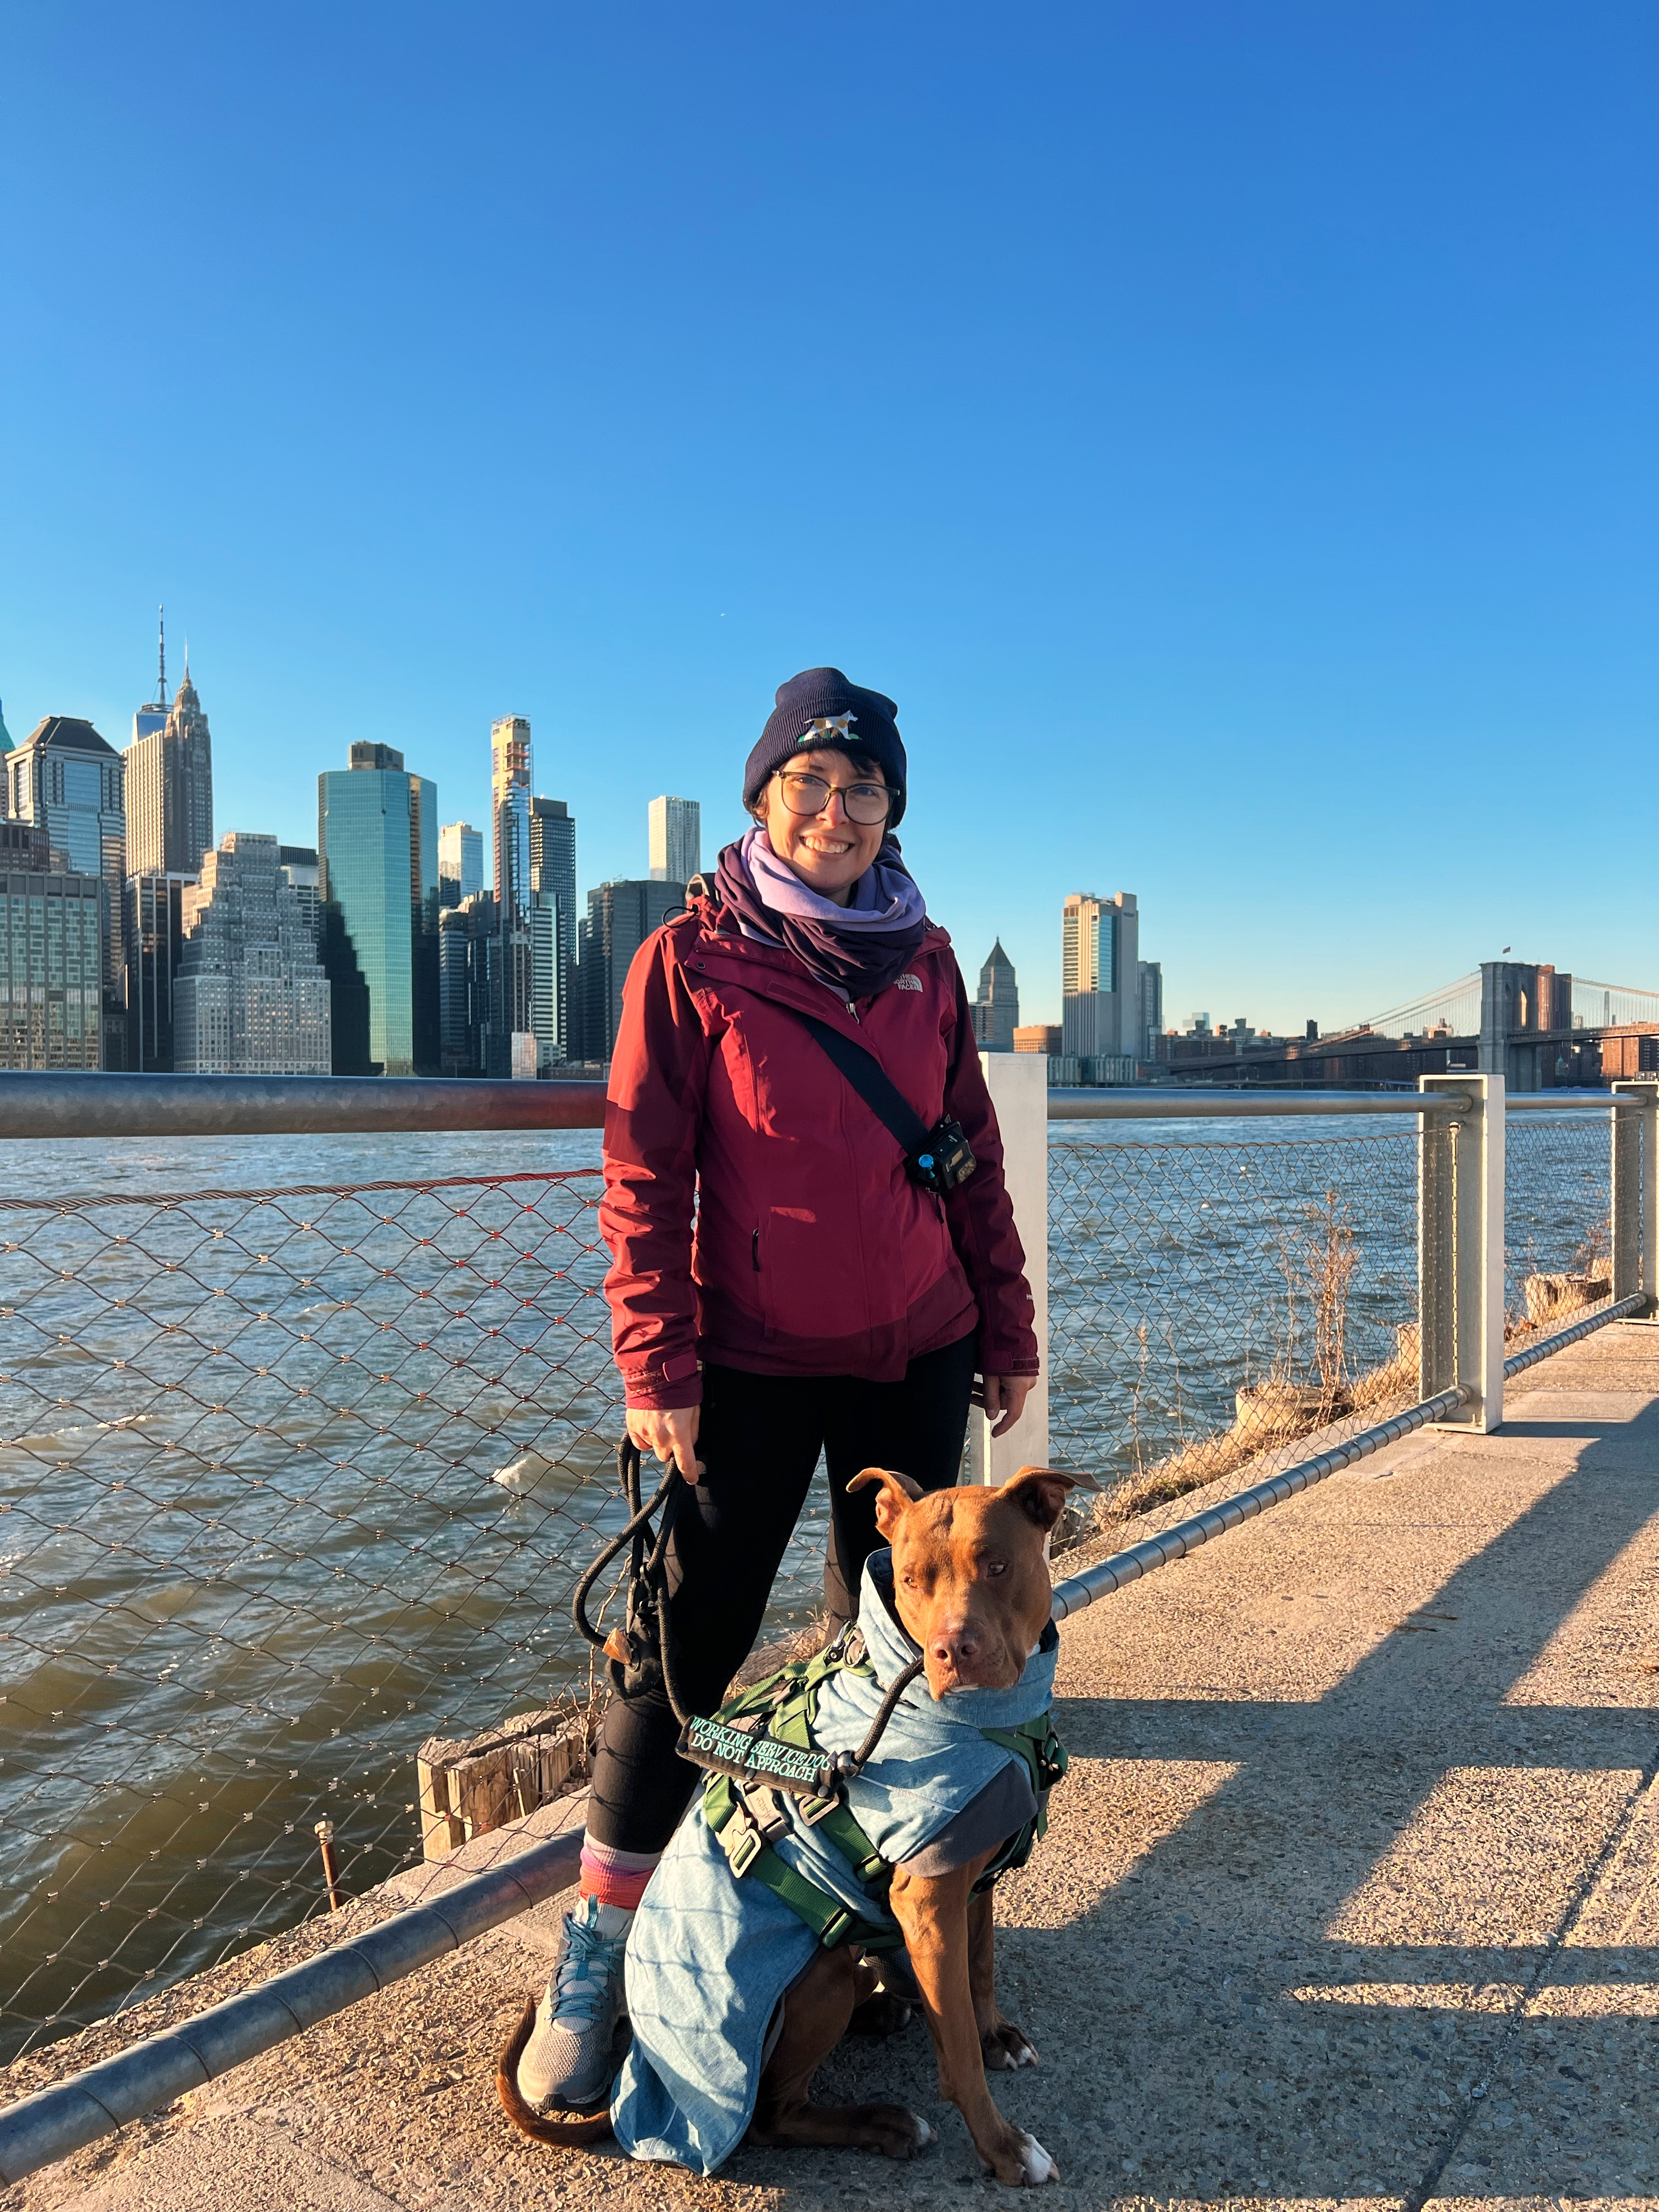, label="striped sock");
[579,1837,661,1912]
